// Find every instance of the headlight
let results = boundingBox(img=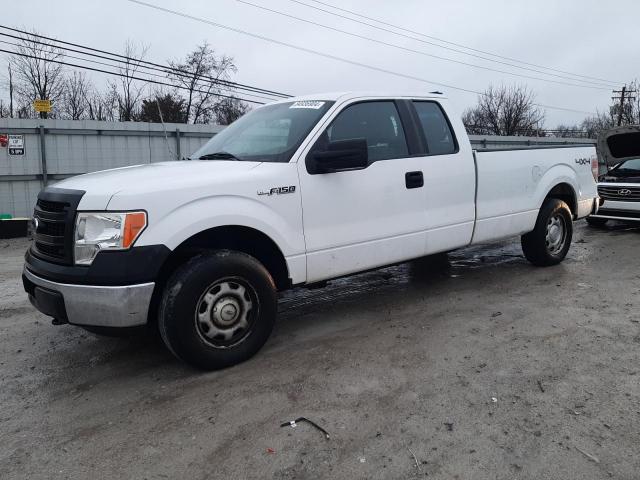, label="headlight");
[74,211,147,265]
